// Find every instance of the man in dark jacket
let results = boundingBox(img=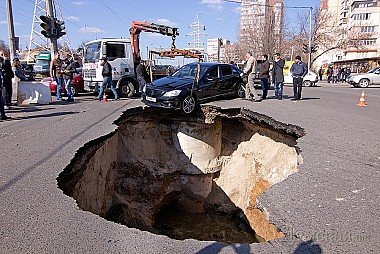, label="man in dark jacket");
[0,50,14,108]
[135,57,149,96]
[272,52,285,100]
[290,55,308,100]
[0,59,9,120]
[97,57,119,100]
[259,54,270,100]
